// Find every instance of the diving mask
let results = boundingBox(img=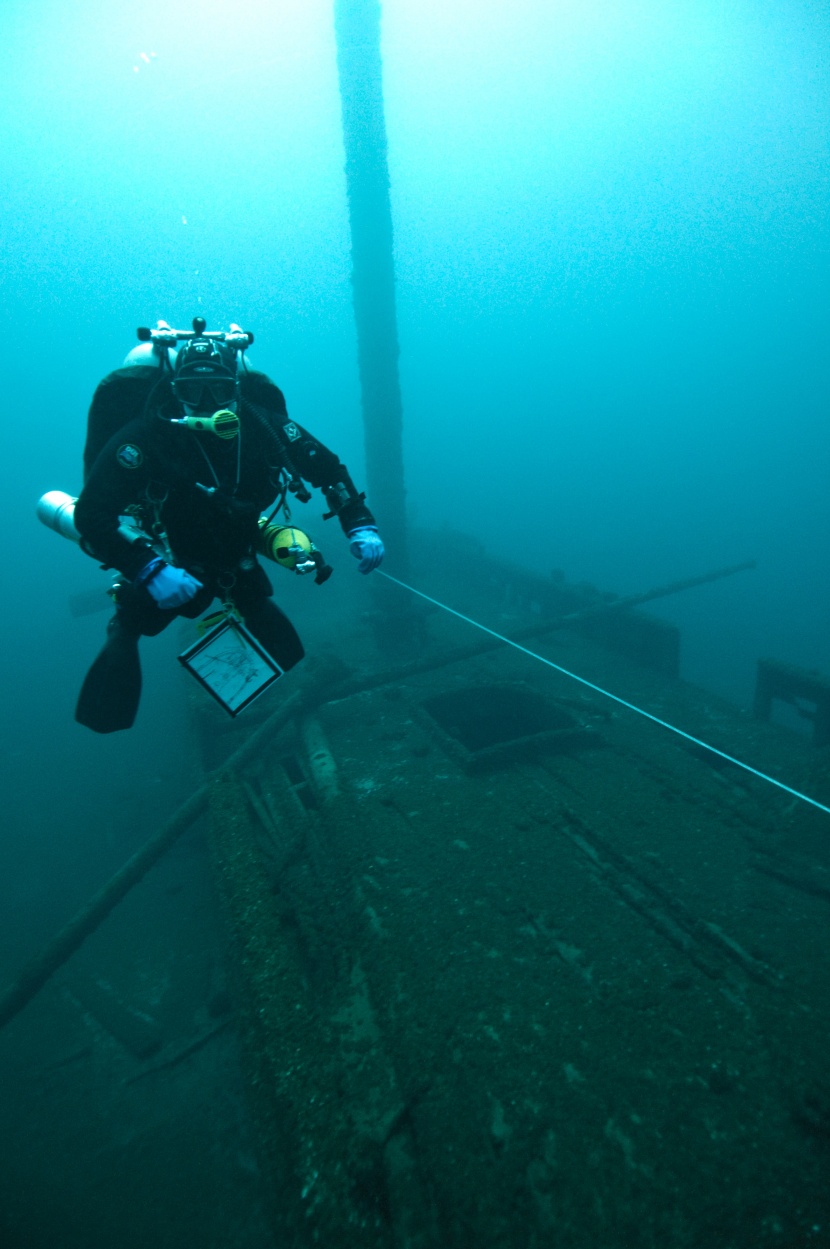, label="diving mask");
[173,377,237,409]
